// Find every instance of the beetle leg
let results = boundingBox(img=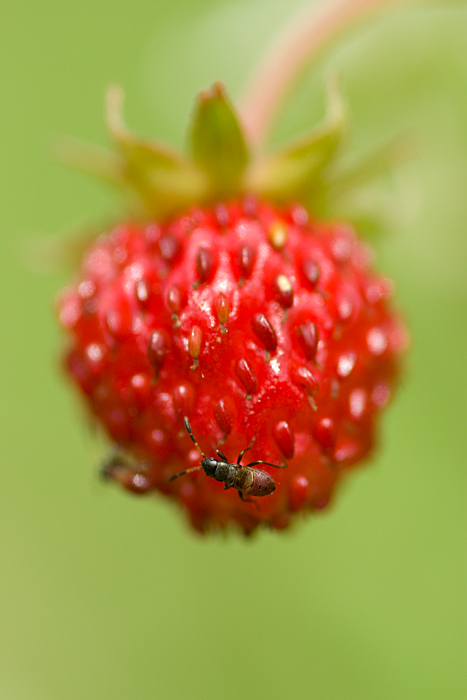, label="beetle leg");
[213,446,229,461]
[238,490,259,509]
[237,438,256,464]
